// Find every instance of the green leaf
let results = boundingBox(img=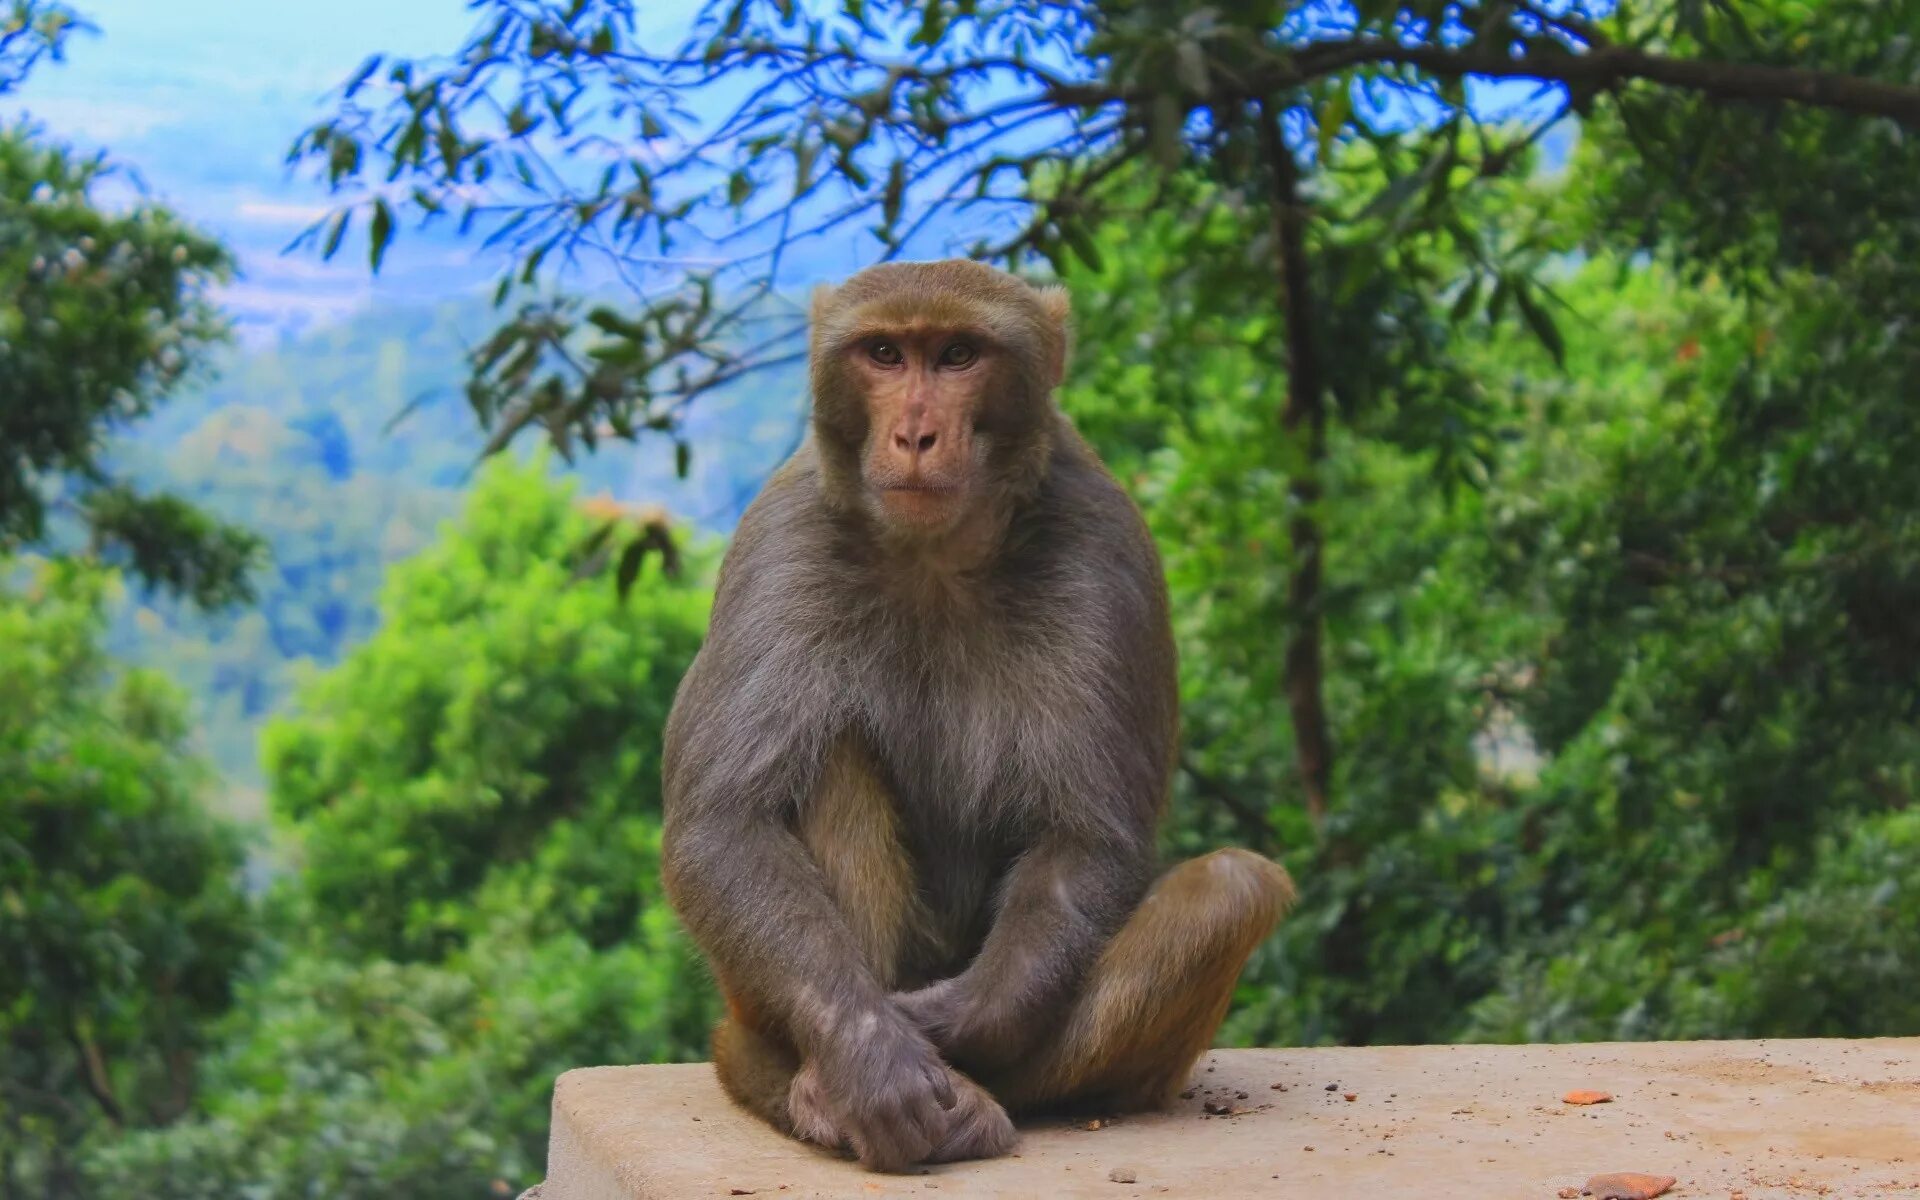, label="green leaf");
[910,3,947,47]
[321,209,352,260]
[674,441,691,479]
[1317,80,1351,162]
[1061,222,1104,272]
[1487,274,1511,324]
[587,307,634,336]
[1448,274,1483,324]
[575,519,617,566]
[727,170,752,208]
[1513,283,1566,367]
[881,159,905,229]
[1357,170,1426,223]
[615,539,646,598]
[369,198,394,273]
[345,54,383,96]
